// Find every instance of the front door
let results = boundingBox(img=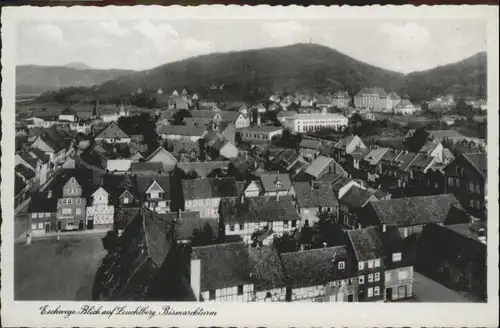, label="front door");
[385,288,392,301]
[57,221,62,231]
[45,223,50,233]
[87,219,94,230]
[78,220,84,230]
